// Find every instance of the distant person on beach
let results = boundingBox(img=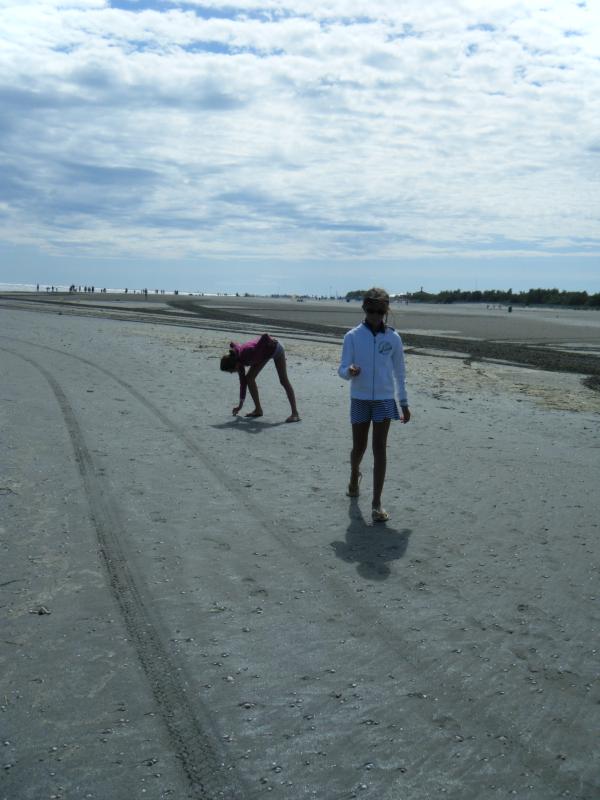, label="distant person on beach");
[338,287,410,522]
[220,333,300,423]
